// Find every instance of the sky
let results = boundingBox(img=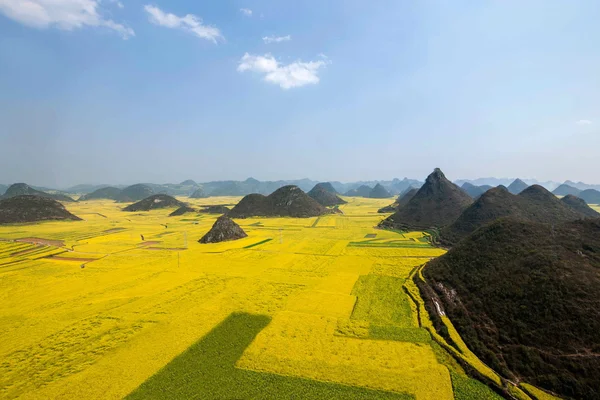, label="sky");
[0,0,599,188]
